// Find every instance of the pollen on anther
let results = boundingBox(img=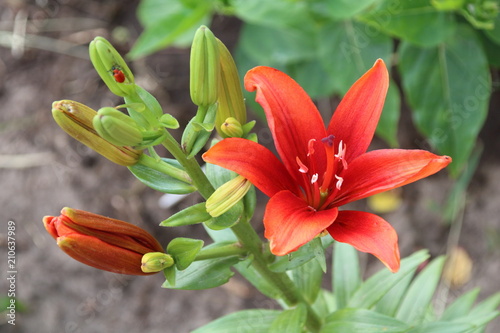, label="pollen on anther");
[311,173,318,184]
